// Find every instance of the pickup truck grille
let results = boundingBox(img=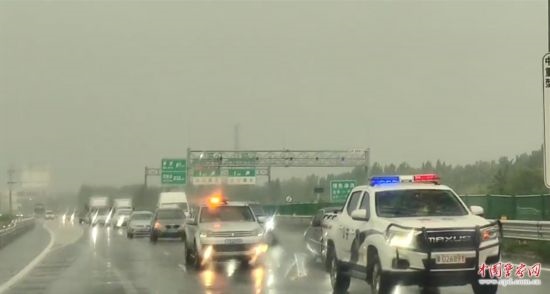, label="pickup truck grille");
[208,231,255,238]
[212,244,253,252]
[418,231,477,251]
